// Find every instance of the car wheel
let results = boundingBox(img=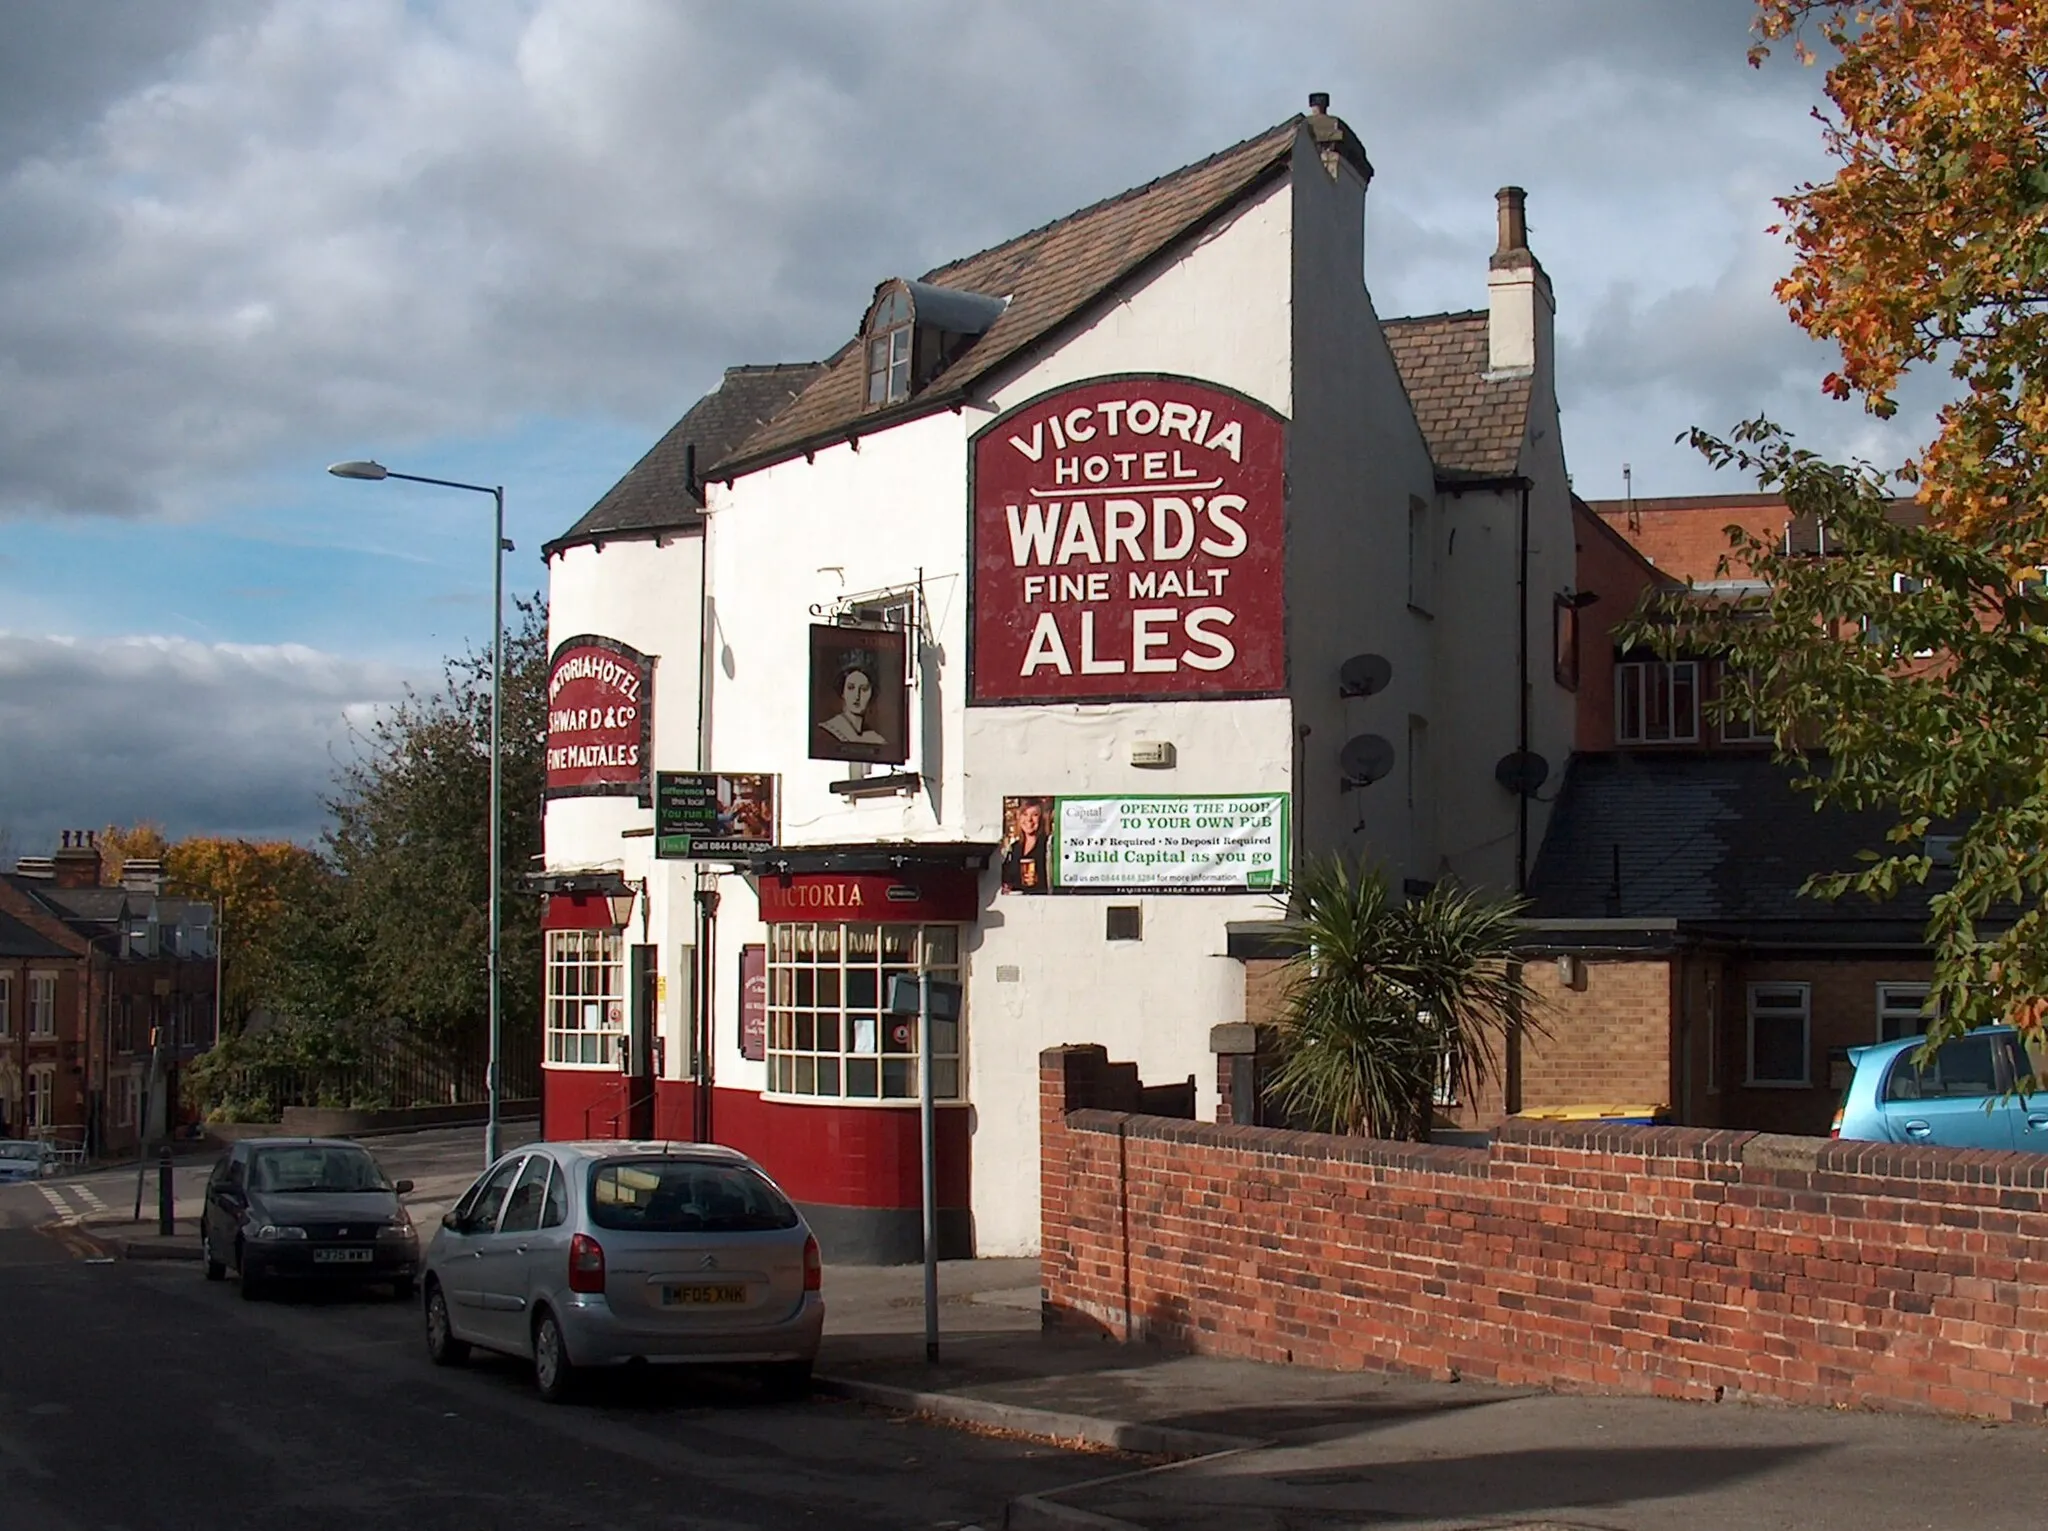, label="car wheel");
[532,1309,577,1403]
[423,1283,470,1367]
[758,1360,813,1402]
[201,1226,225,1282]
